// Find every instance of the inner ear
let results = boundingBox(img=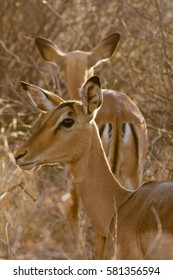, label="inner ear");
[21,82,64,112]
[80,76,102,115]
[88,33,120,67]
[35,37,65,66]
